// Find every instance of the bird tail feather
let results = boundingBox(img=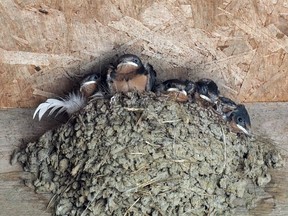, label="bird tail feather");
[33,93,86,121]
